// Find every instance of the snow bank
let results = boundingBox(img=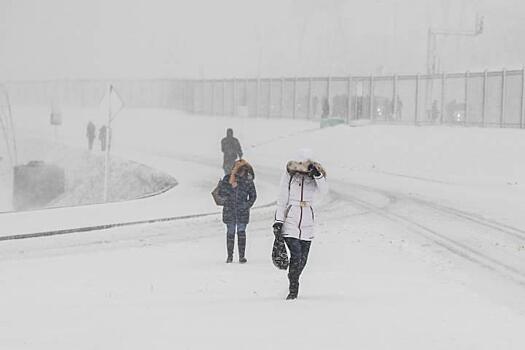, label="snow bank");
[3,135,176,211]
[5,107,525,228]
[49,151,176,207]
